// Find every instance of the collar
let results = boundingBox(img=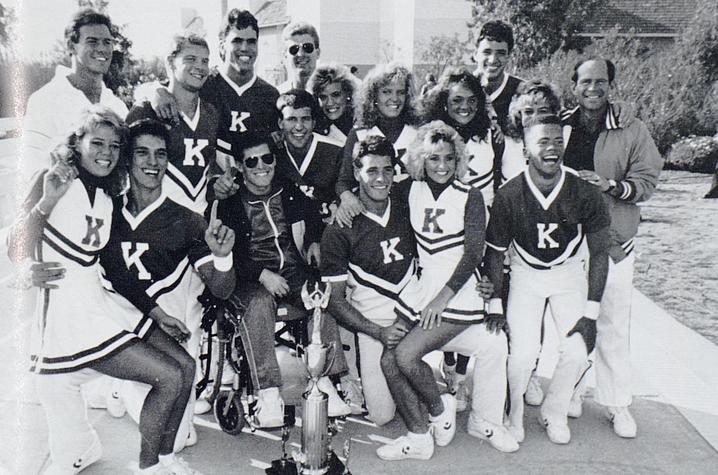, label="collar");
[487,72,509,103]
[285,133,319,176]
[218,69,258,97]
[181,98,202,131]
[361,198,392,227]
[562,103,622,130]
[122,190,168,230]
[524,166,566,211]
